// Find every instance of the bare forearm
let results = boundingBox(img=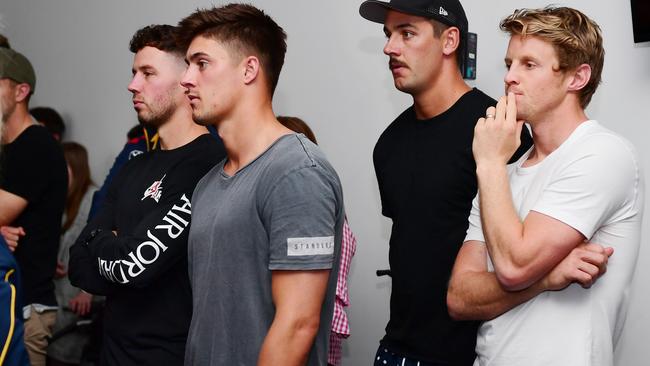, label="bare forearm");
[477,164,530,278]
[257,317,319,366]
[448,270,545,321]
